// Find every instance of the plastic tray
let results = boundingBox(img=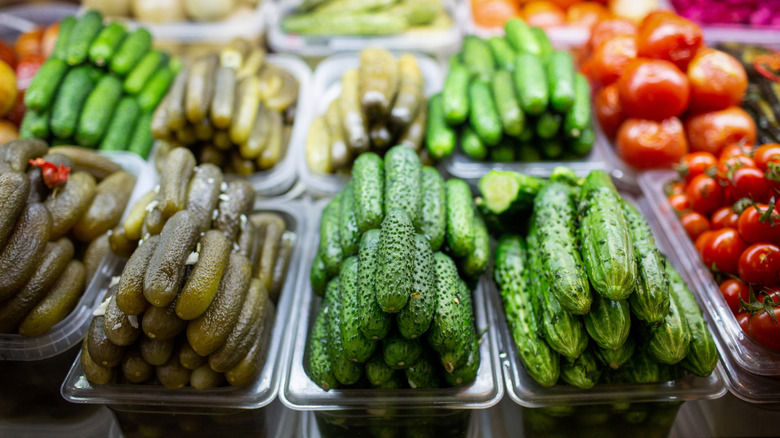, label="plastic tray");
[497,190,726,408]
[267,0,465,57]
[0,151,156,361]
[278,198,503,411]
[297,53,444,197]
[301,409,483,438]
[61,200,309,410]
[0,406,116,438]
